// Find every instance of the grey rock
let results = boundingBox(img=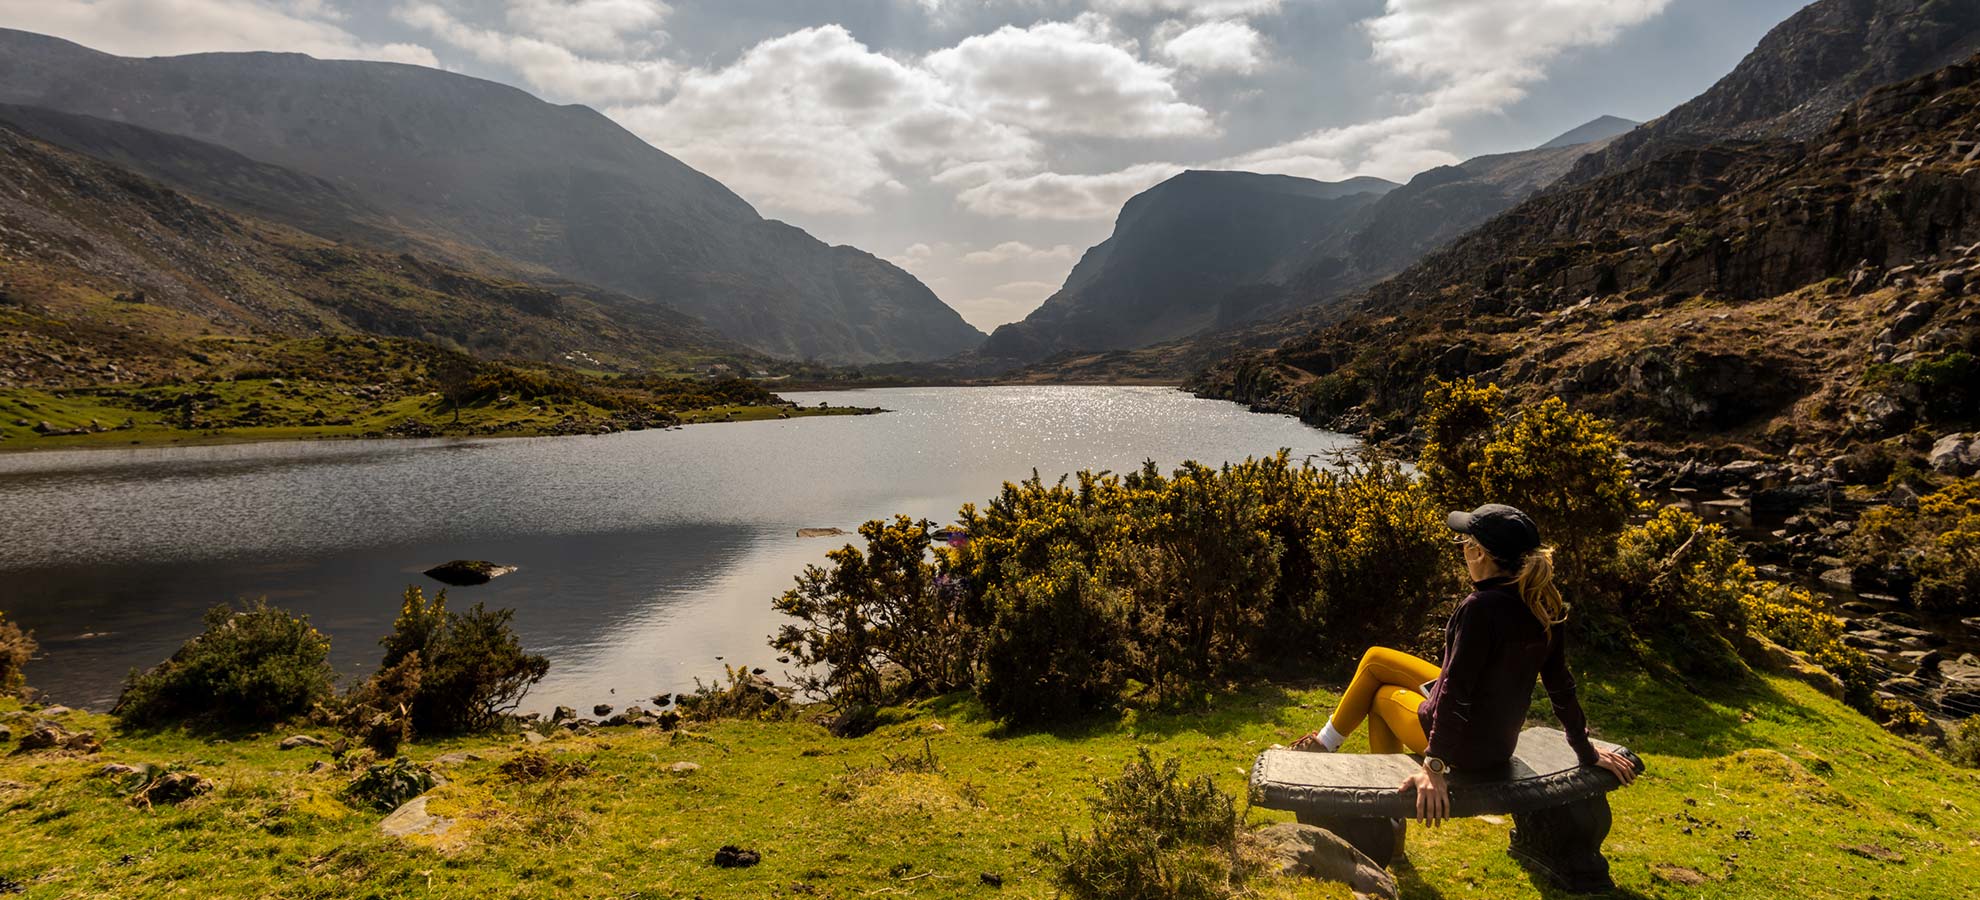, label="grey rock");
[278,734,329,751]
[1253,823,1399,900]
[551,706,577,723]
[669,761,702,775]
[432,752,483,766]
[380,795,456,841]
[522,731,548,745]
[592,704,613,717]
[1929,433,1980,476]
[99,763,143,778]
